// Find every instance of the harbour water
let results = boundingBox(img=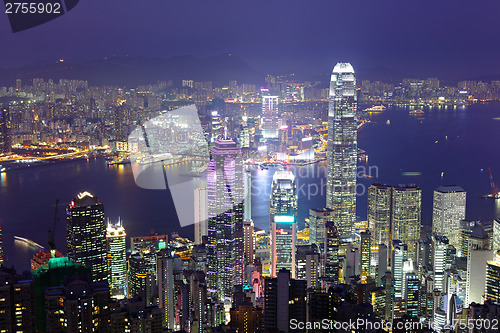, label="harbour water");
[1,103,500,271]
